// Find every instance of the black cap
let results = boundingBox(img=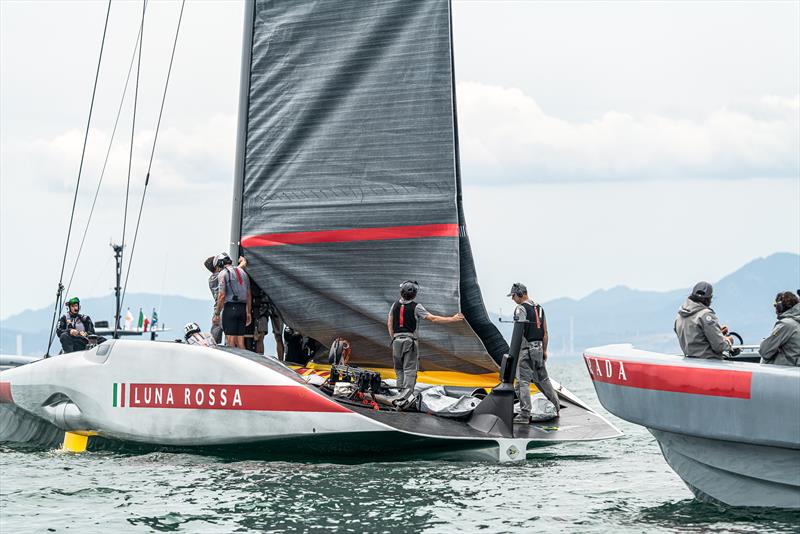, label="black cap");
[507,283,527,297]
[691,281,713,299]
